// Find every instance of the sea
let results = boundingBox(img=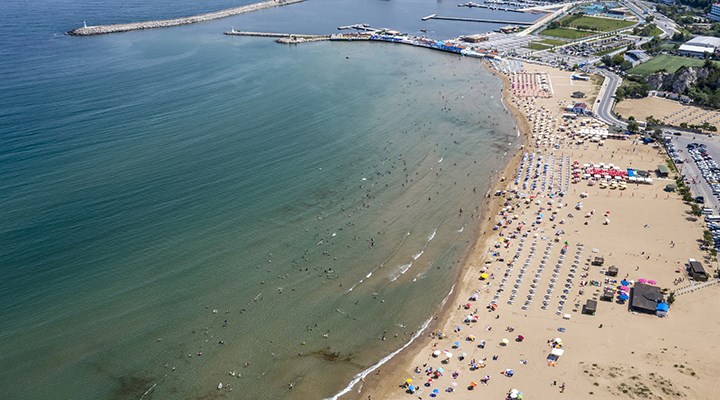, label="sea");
[0,0,530,398]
